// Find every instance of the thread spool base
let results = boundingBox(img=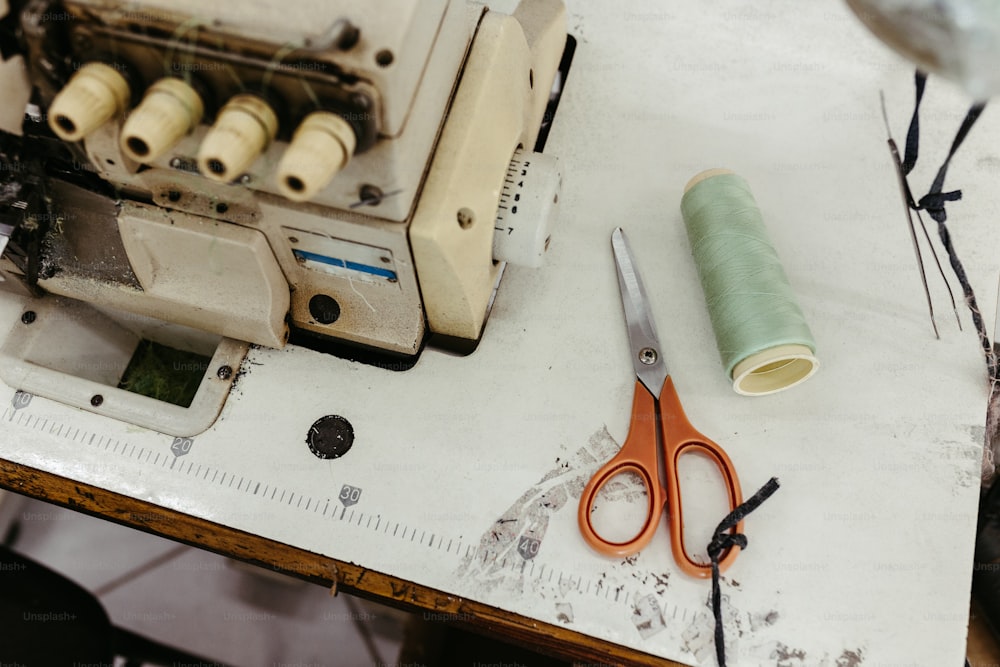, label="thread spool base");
[731,344,818,396]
